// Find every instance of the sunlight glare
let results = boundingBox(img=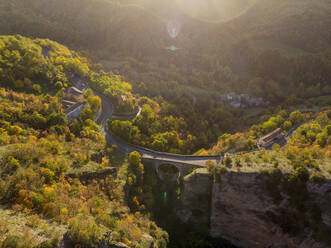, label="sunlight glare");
[167,20,182,38]
[175,0,257,23]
